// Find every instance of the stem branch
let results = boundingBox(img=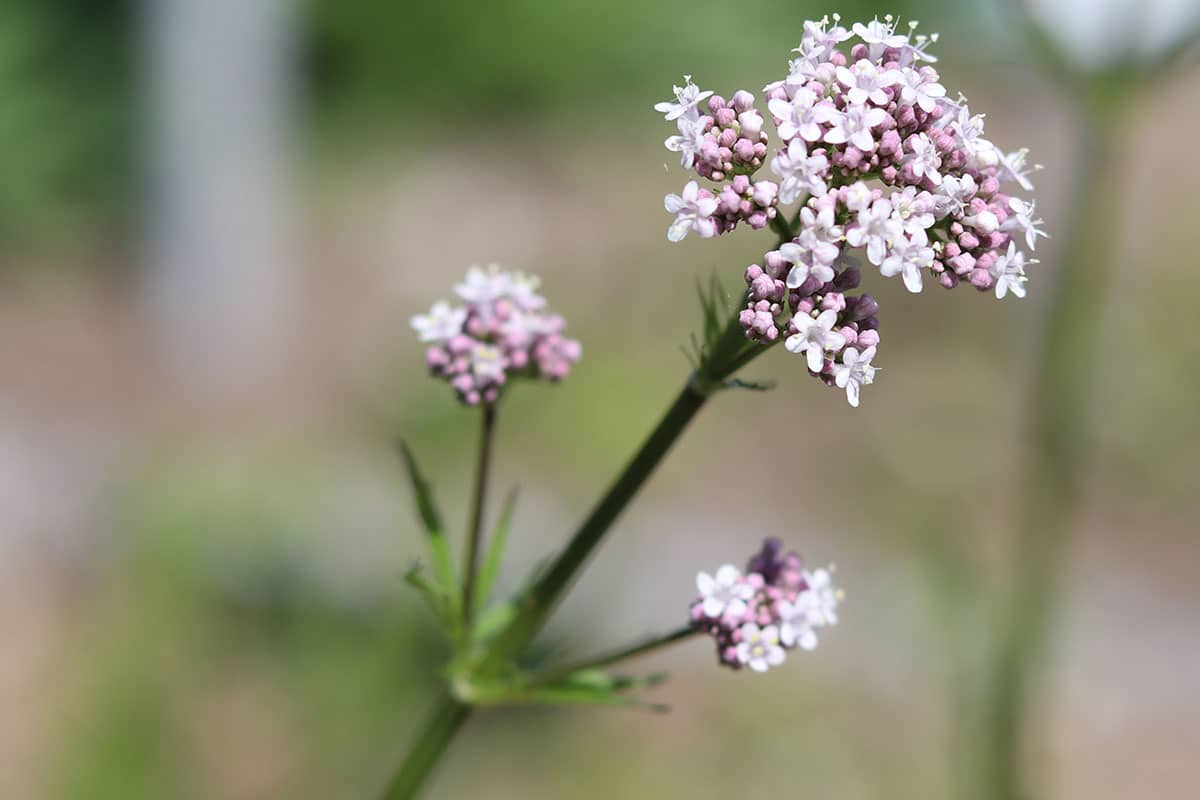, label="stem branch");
[538,625,698,685]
